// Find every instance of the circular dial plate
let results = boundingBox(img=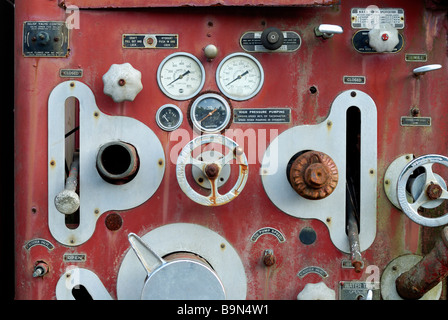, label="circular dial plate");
[157,52,205,100]
[216,52,264,101]
[155,104,183,131]
[190,93,231,133]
